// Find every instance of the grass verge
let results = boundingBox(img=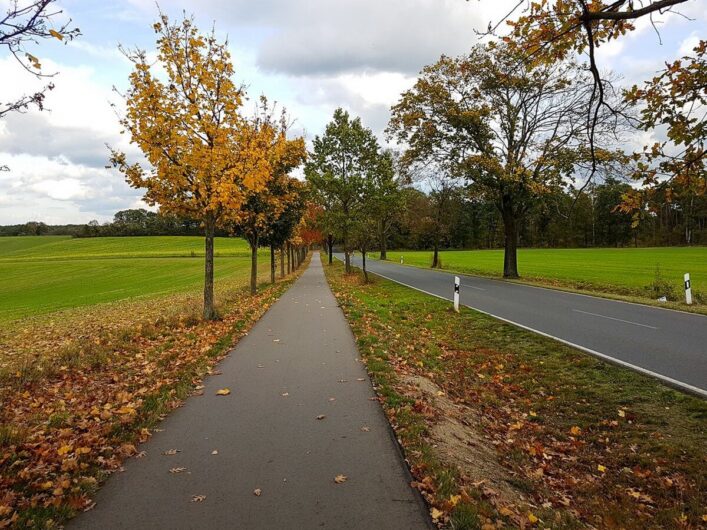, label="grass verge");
[323,256,706,529]
[0,255,310,529]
